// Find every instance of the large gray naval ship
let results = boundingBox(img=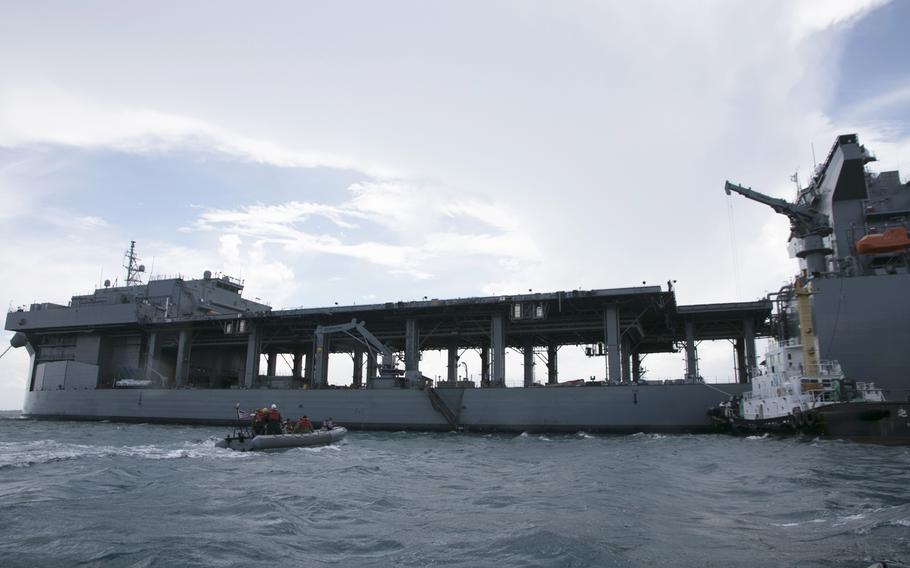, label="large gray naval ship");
[5,134,908,432]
